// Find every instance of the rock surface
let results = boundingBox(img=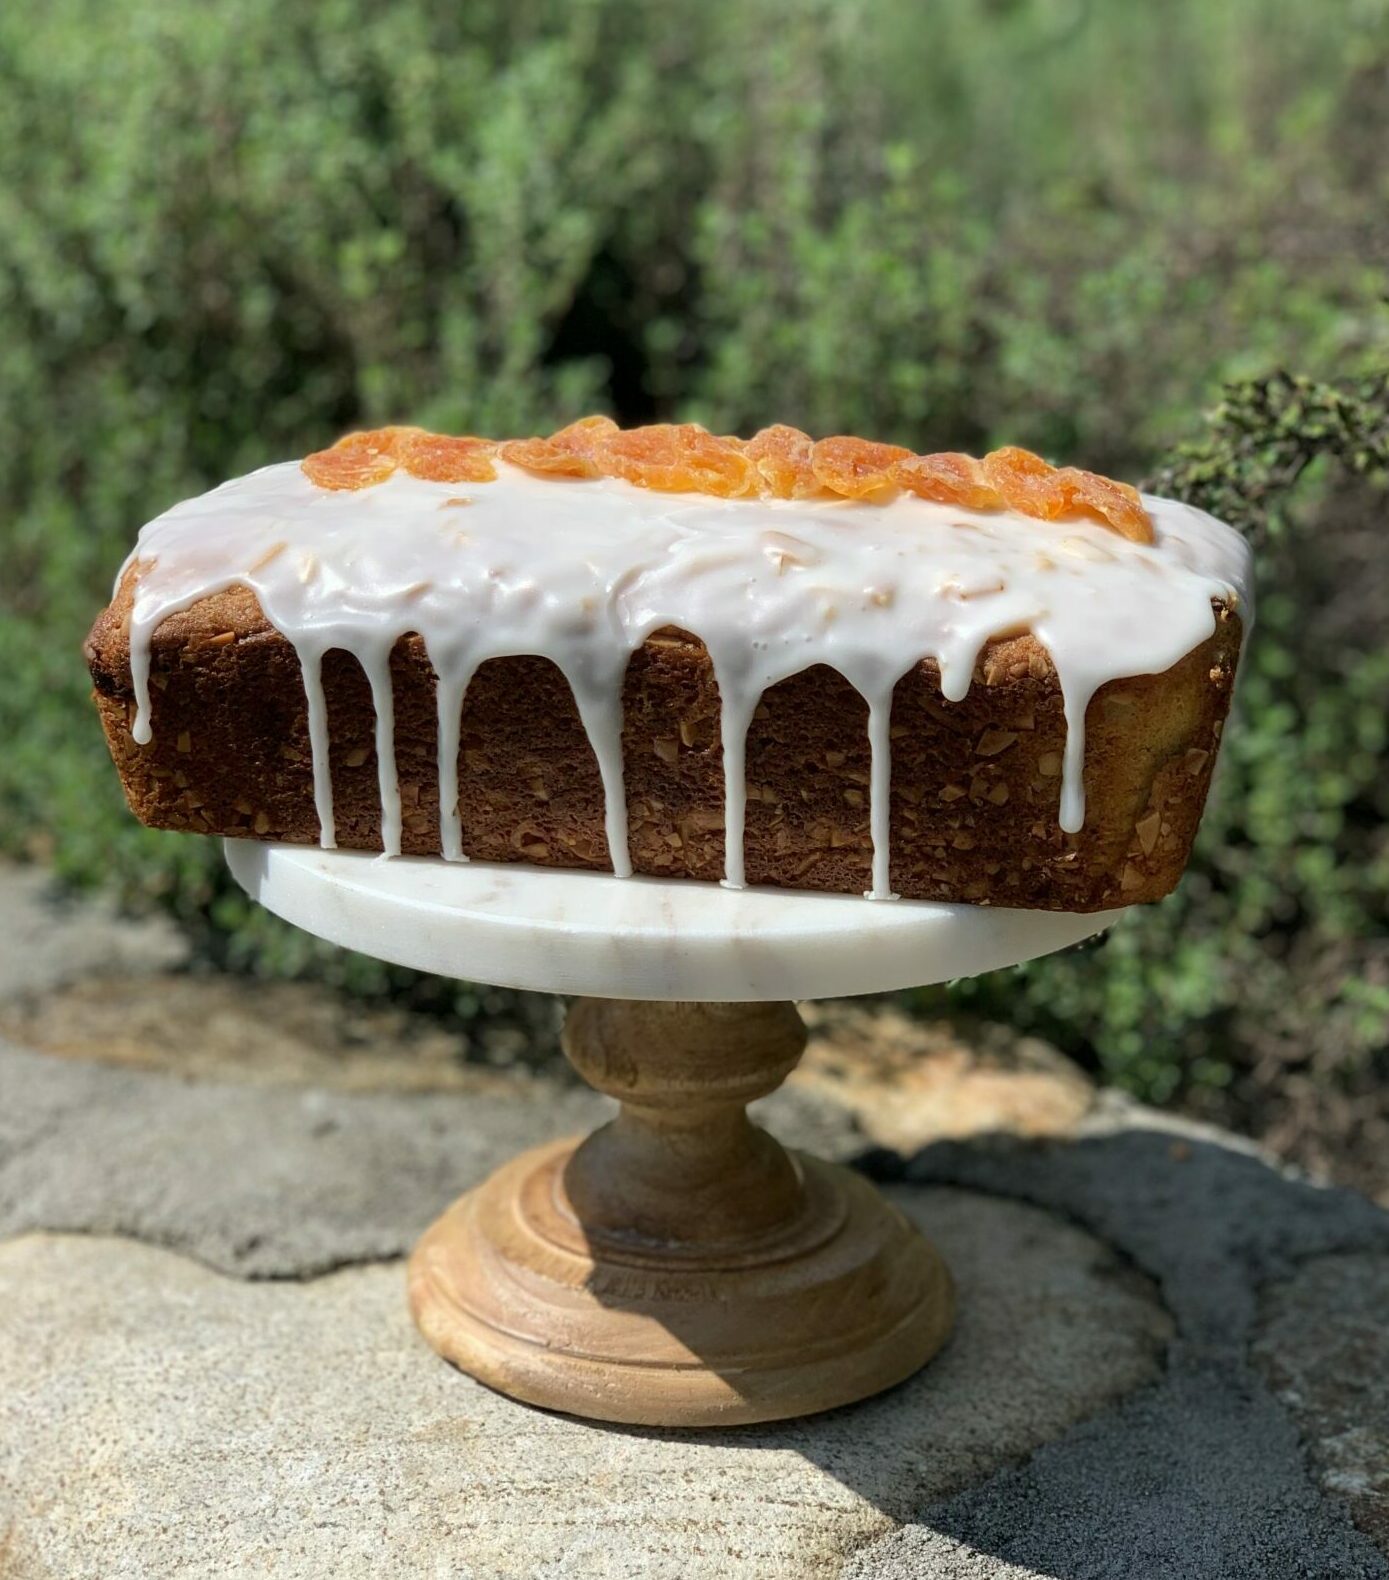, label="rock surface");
[0,1188,1168,1580]
[2,866,1389,1578]
[0,968,540,1090]
[1254,1252,1389,1550]
[0,1038,611,1276]
[0,864,188,1000]
[795,1000,1095,1153]
[0,1037,871,1278]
